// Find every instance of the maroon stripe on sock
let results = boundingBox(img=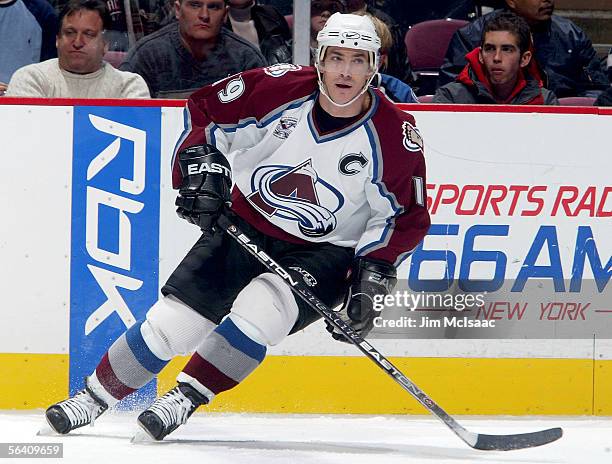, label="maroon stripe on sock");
[96,352,136,400]
[182,352,238,394]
